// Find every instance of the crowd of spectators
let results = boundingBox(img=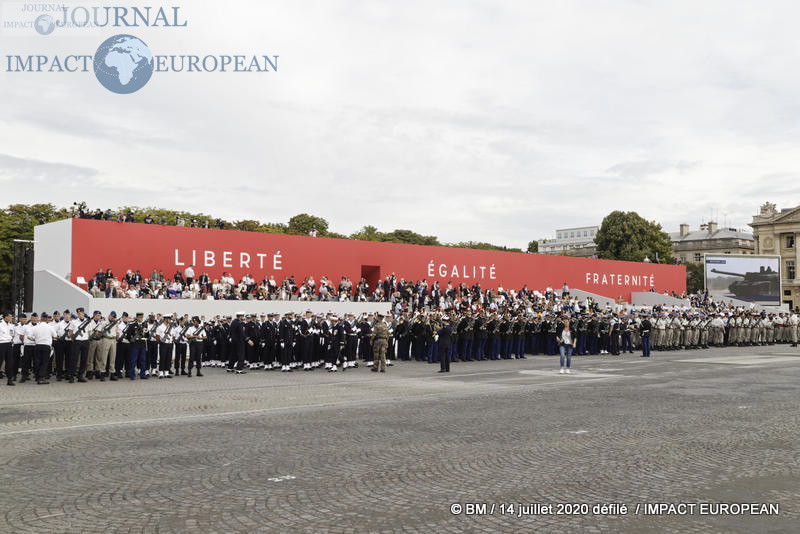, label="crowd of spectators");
[71,202,225,229]
[86,267,618,314]
[84,264,780,318]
